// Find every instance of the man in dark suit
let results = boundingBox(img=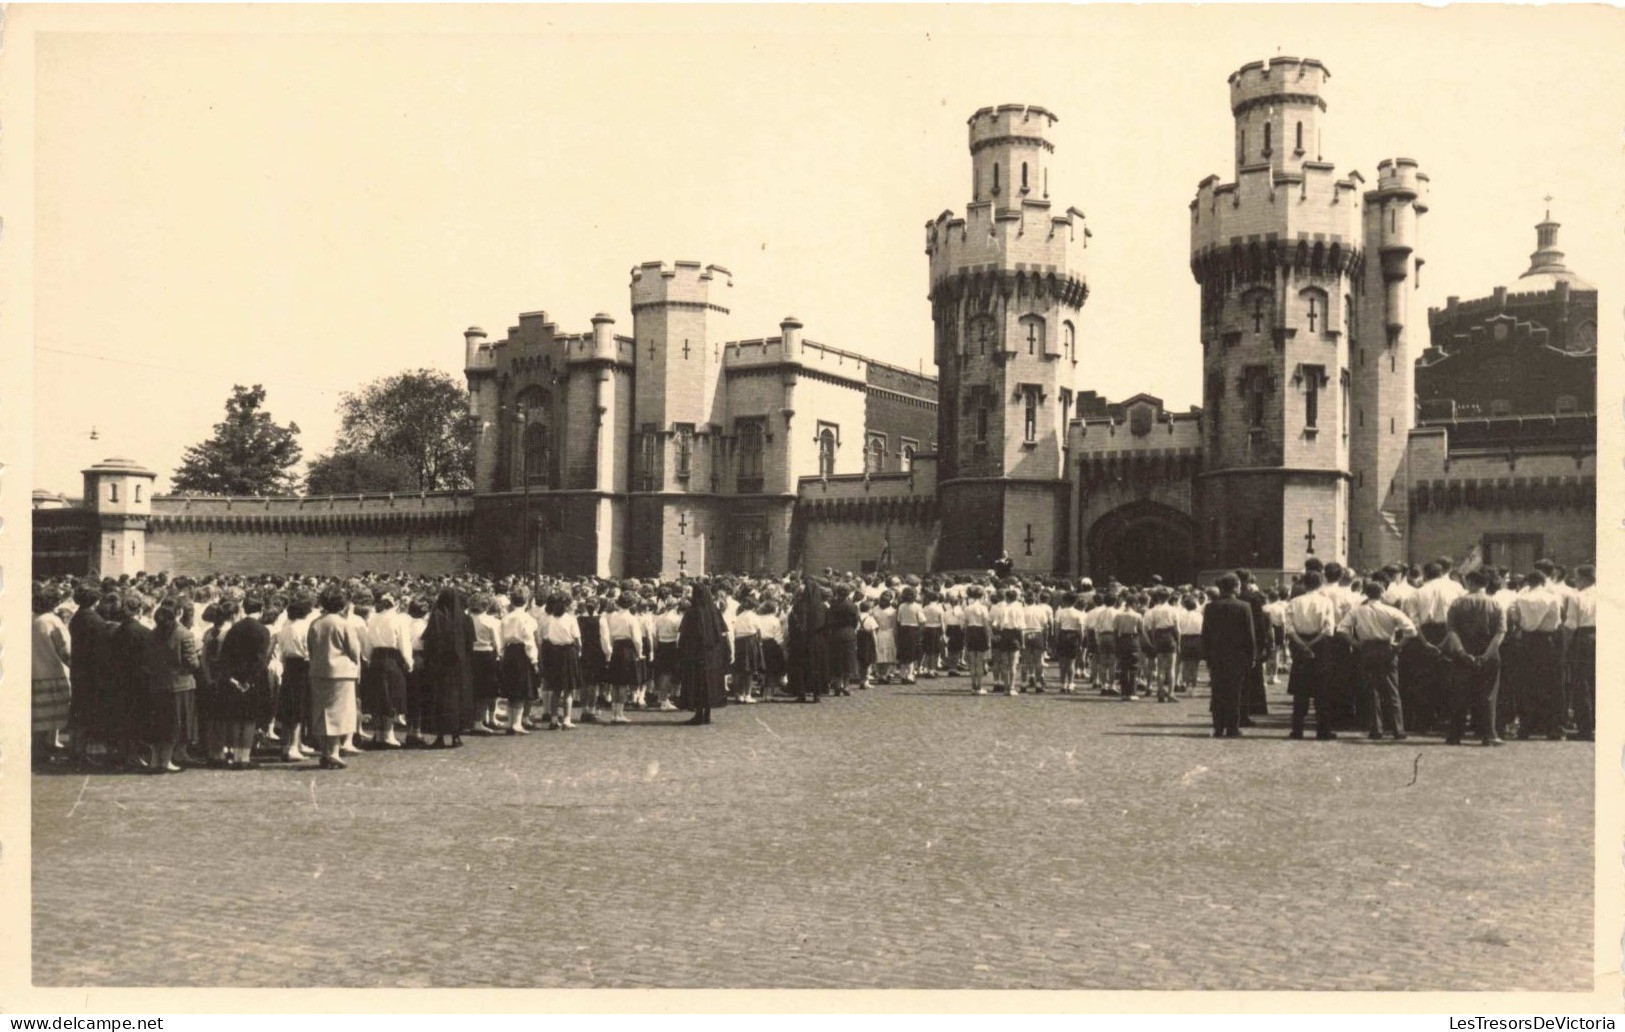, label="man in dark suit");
[1235,569,1271,725]
[1202,573,1256,738]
